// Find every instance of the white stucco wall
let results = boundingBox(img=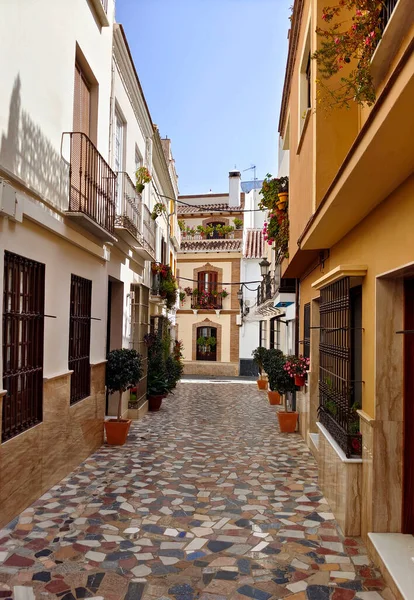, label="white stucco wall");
[0,0,115,208]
